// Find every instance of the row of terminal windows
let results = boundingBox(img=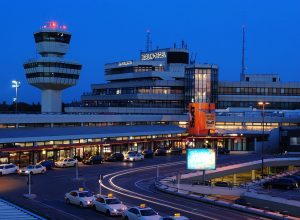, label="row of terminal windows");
[105,65,164,75]
[34,32,71,43]
[84,100,183,108]
[217,101,300,109]
[0,121,187,129]
[218,87,300,96]
[26,72,79,79]
[24,62,82,70]
[0,133,182,149]
[92,87,183,95]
